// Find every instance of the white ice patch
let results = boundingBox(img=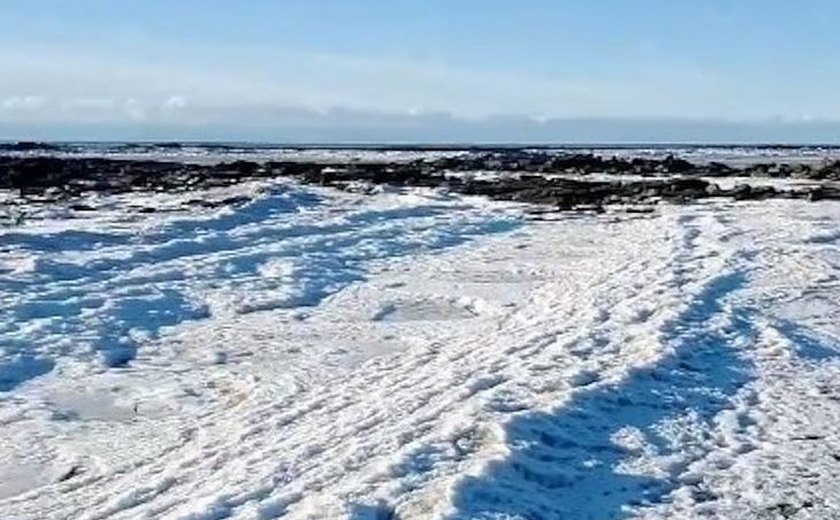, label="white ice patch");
[0,190,838,520]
